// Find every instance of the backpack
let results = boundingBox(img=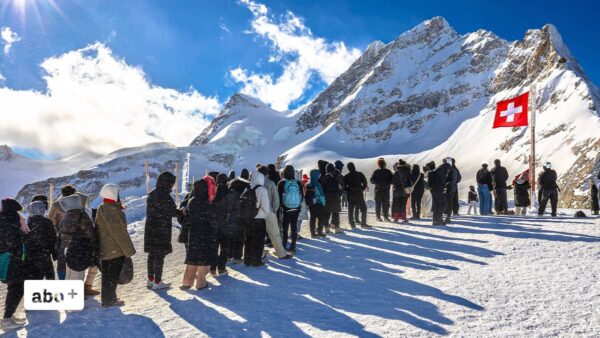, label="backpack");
[118,257,134,285]
[283,179,301,209]
[239,186,260,224]
[66,227,96,272]
[574,210,587,218]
